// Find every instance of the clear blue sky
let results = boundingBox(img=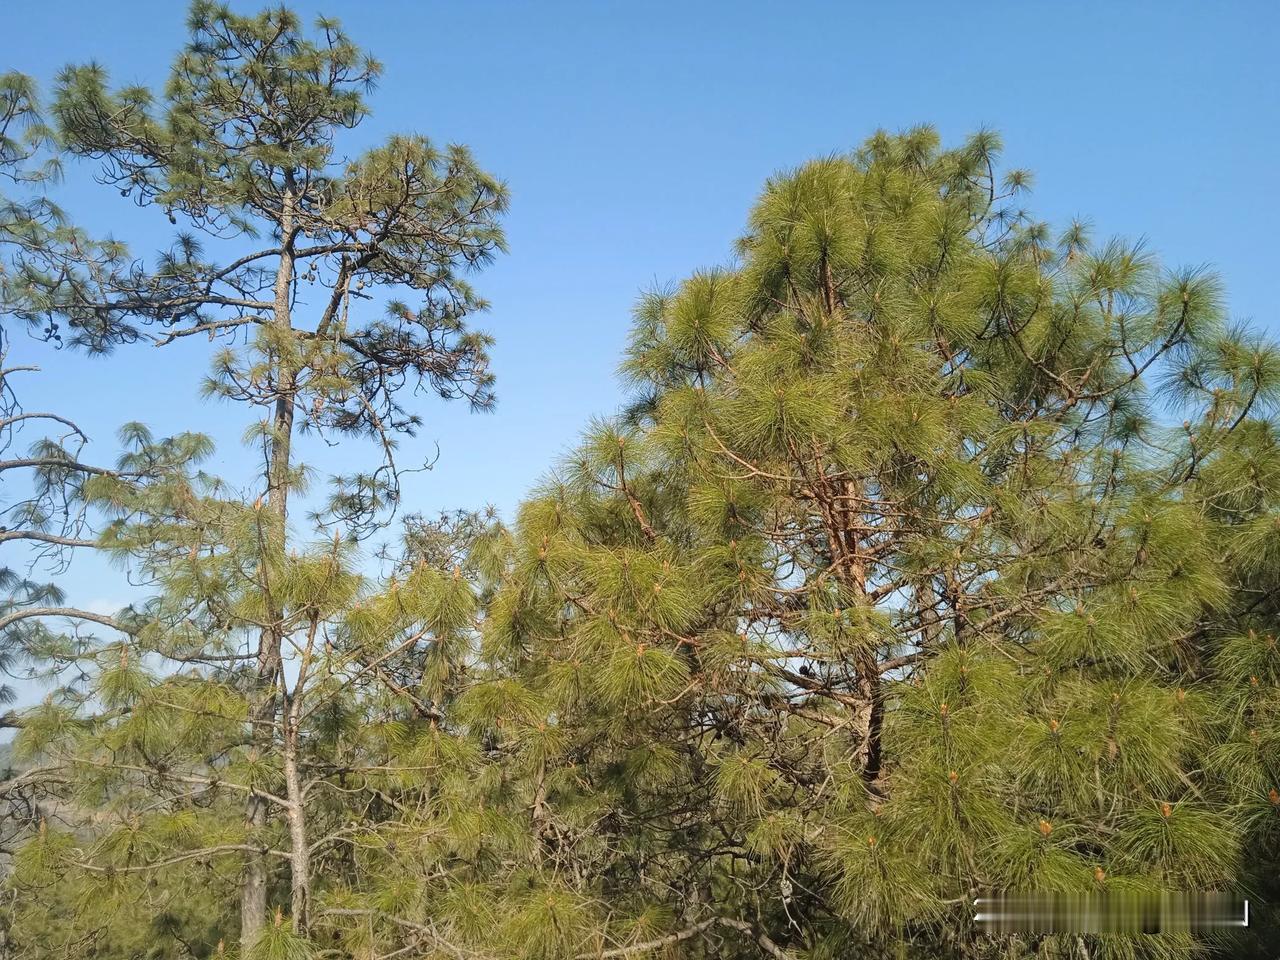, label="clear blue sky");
[5,1,1280,625]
